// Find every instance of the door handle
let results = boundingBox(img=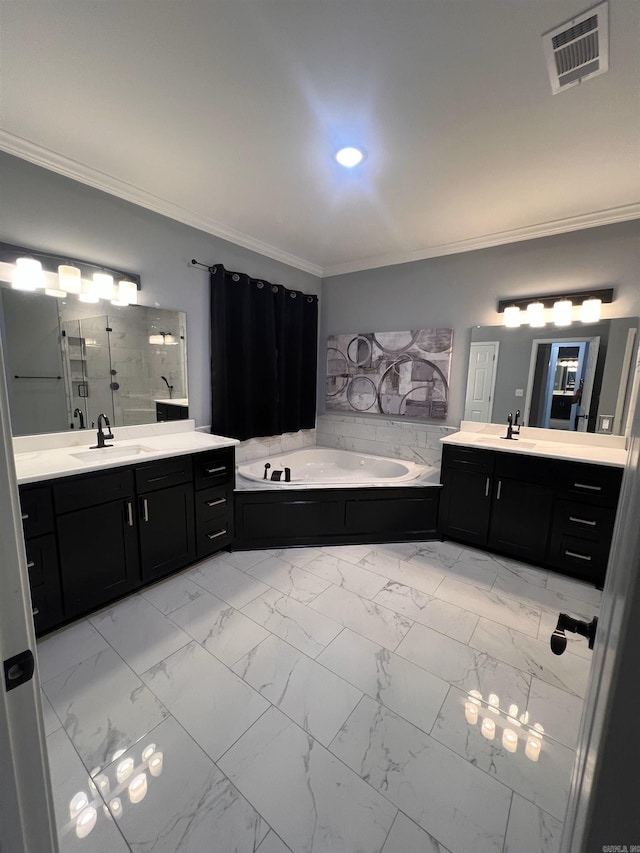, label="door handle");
[206,466,226,475]
[142,498,149,522]
[569,516,596,527]
[126,501,134,527]
[573,482,602,492]
[565,550,592,561]
[207,529,227,540]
